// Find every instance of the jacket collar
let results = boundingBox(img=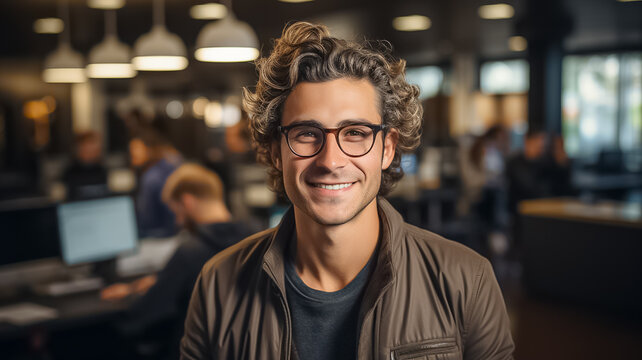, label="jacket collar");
[262,206,295,295]
[261,197,403,301]
[358,198,402,320]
